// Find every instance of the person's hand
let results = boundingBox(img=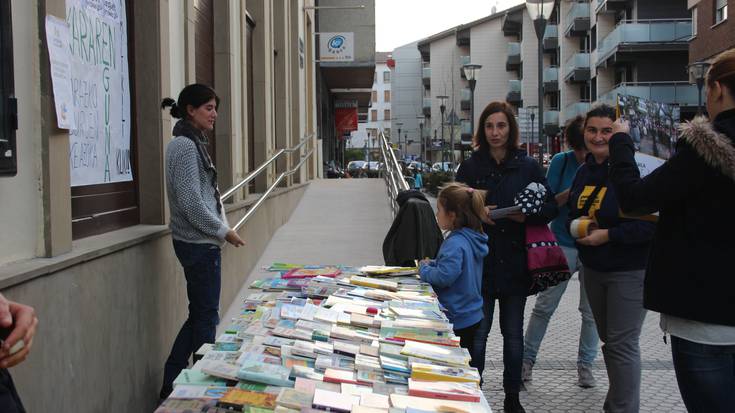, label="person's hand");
[418,258,432,267]
[225,229,245,247]
[506,211,527,223]
[482,205,497,226]
[554,189,570,206]
[0,294,38,368]
[577,229,610,247]
[612,118,630,135]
